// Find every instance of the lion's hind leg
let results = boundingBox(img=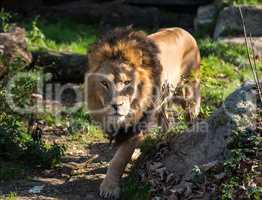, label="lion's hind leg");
[184,78,201,120]
[179,50,201,121]
[183,62,201,121]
